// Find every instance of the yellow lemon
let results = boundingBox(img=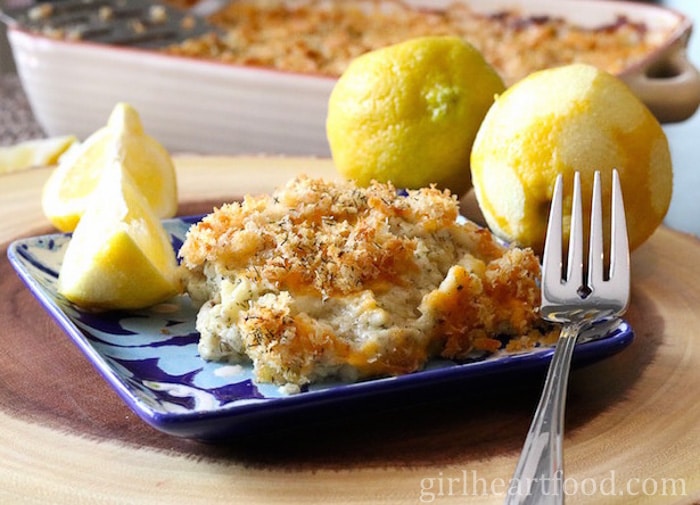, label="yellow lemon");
[42,102,177,232]
[471,63,672,253]
[326,36,504,196]
[57,162,181,310]
[0,135,78,174]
